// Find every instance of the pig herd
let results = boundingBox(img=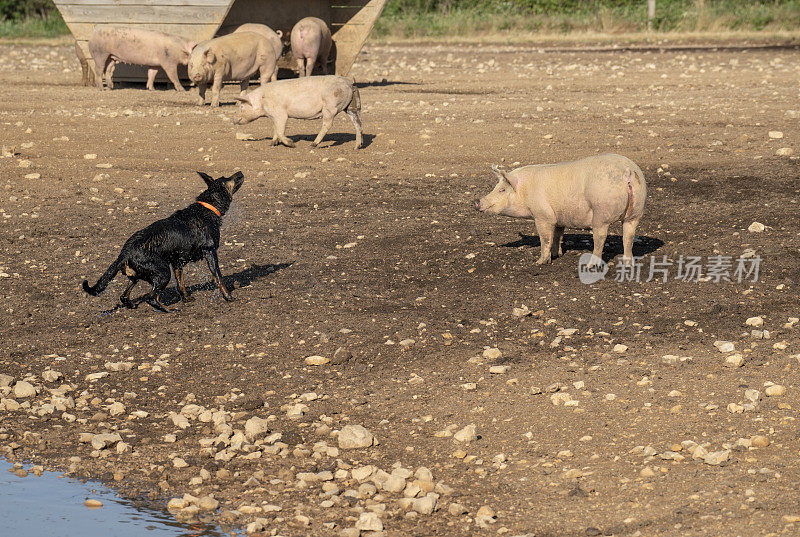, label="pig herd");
[80,19,648,294]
